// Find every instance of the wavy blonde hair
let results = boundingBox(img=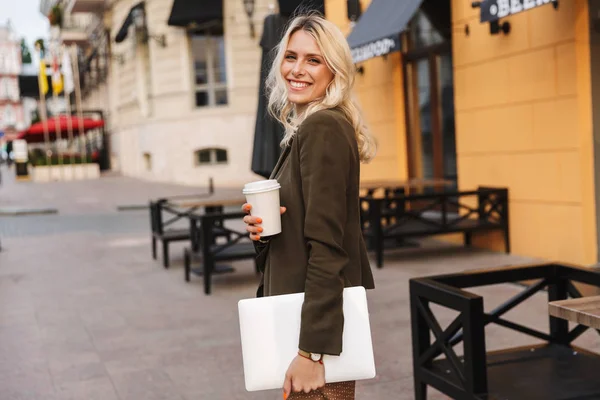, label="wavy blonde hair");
[266,13,376,163]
